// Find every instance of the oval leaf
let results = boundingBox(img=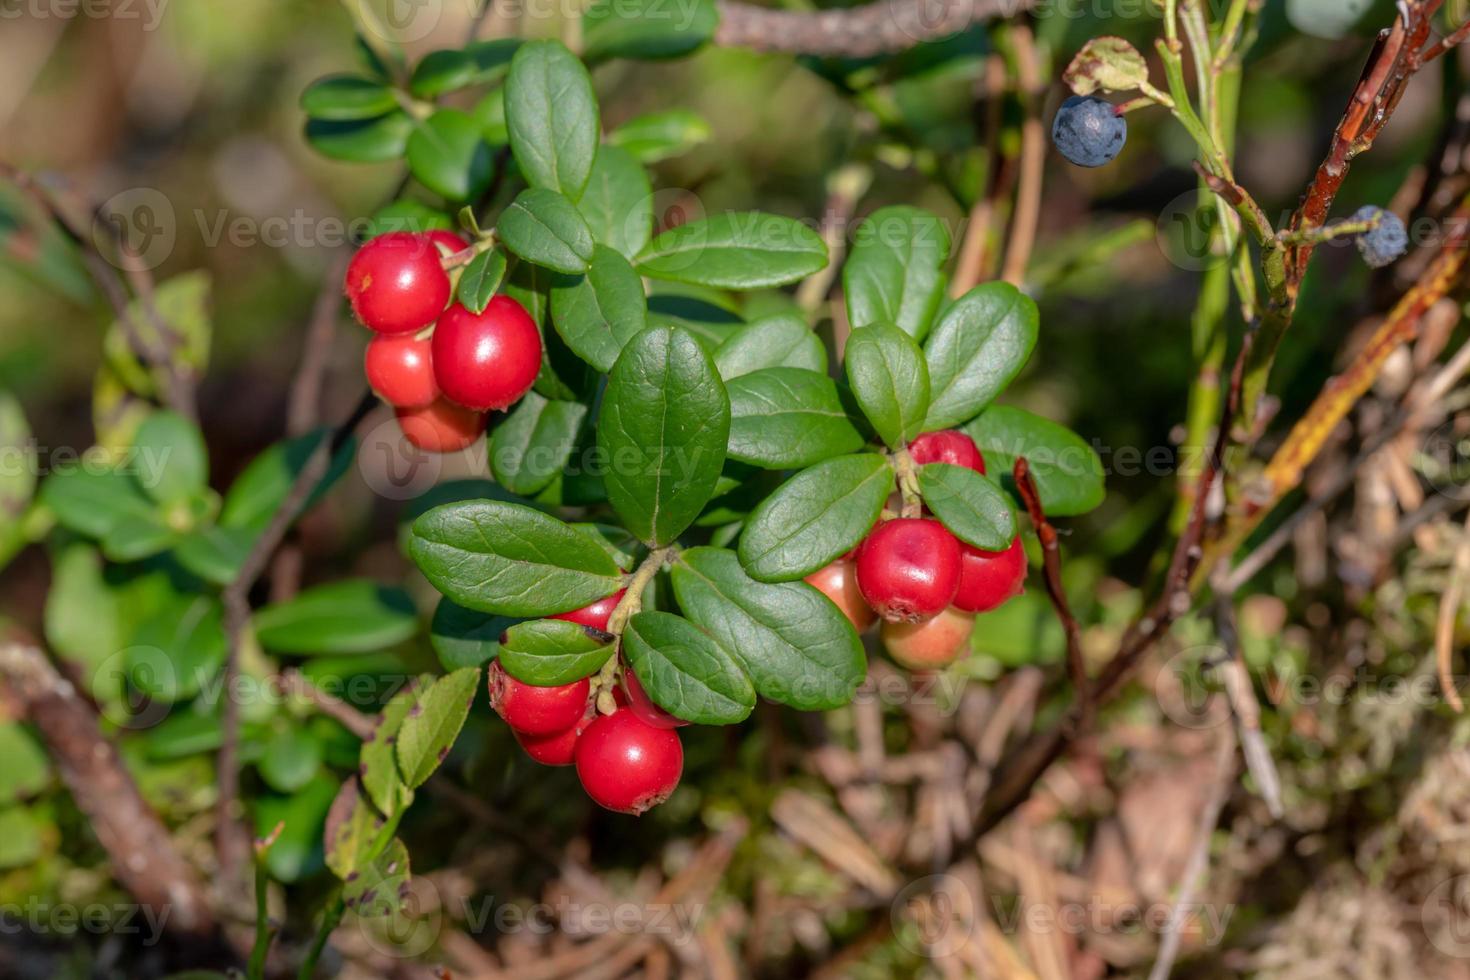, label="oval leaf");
[396,667,480,789]
[549,244,648,372]
[583,0,718,61]
[636,212,828,290]
[306,111,414,163]
[430,598,515,671]
[610,109,712,163]
[623,611,754,724]
[488,391,588,496]
[456,247,508,314]
[505,40,599,199]
[576,146,654,259]
[923,282,1038,430]
[499,619,615,686]
[738,453,892,582]
[133,410,208,505]
[253,580,419,655]
[407,109,495,202]
[498,187,596,274]
[844,206,951,341]
[301,75,398,120]
[845,322,930,449]
[726,367,865,470]
[713,313,827,380]
[360,678,428,817]
[917,463,1016,550]
[964,406,1106,517]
